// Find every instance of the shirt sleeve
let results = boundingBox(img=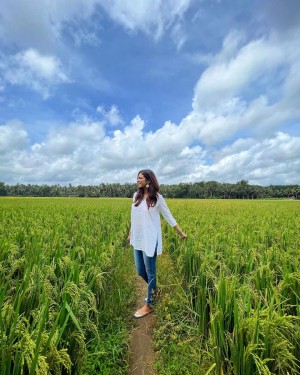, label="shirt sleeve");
[157,194,177,227]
